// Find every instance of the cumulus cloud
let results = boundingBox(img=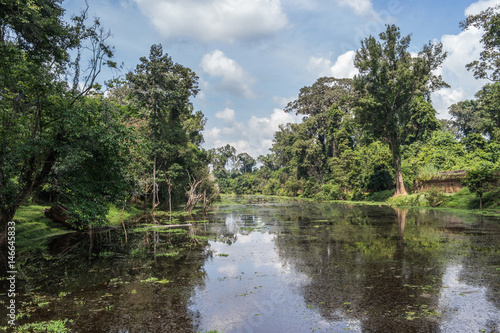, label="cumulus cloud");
[132,0,288,42]
[465,0,500,16]
[308,51,359,78]
[432,25,489,117]
[336,0,376,17]
[200,50,256,98]
[204,107,300,157]
[215,107,236,123]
